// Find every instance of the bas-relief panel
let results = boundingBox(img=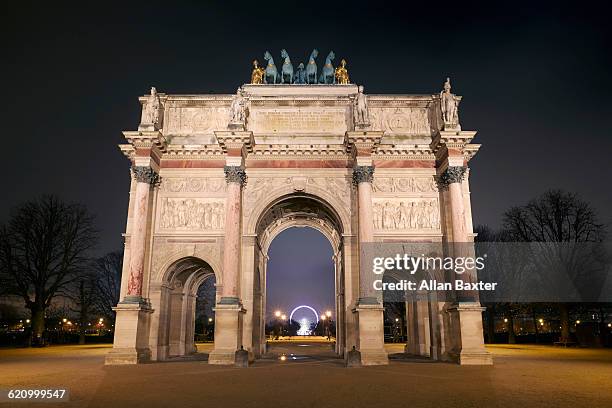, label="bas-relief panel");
[369,108,430,135]
[158,198,225,231]
[373,198,440,231]
[165,107,229,135]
